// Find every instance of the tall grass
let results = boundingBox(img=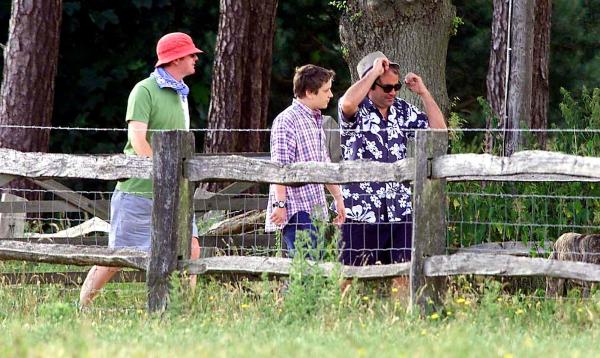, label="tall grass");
[1,268,600,357]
